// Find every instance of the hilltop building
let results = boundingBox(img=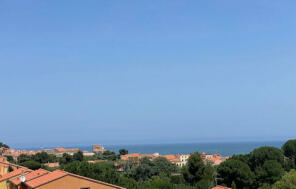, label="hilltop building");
[92,145,105,154]
[43,148,80,157]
